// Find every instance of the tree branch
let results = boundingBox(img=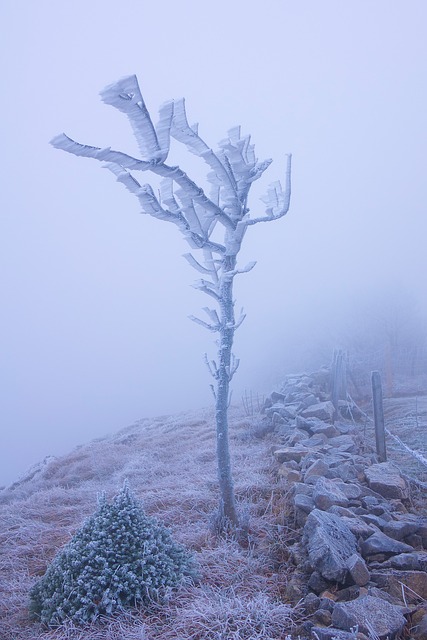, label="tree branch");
[50,134,236,231]
[245,154,292,226]
[188,315,218,332]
